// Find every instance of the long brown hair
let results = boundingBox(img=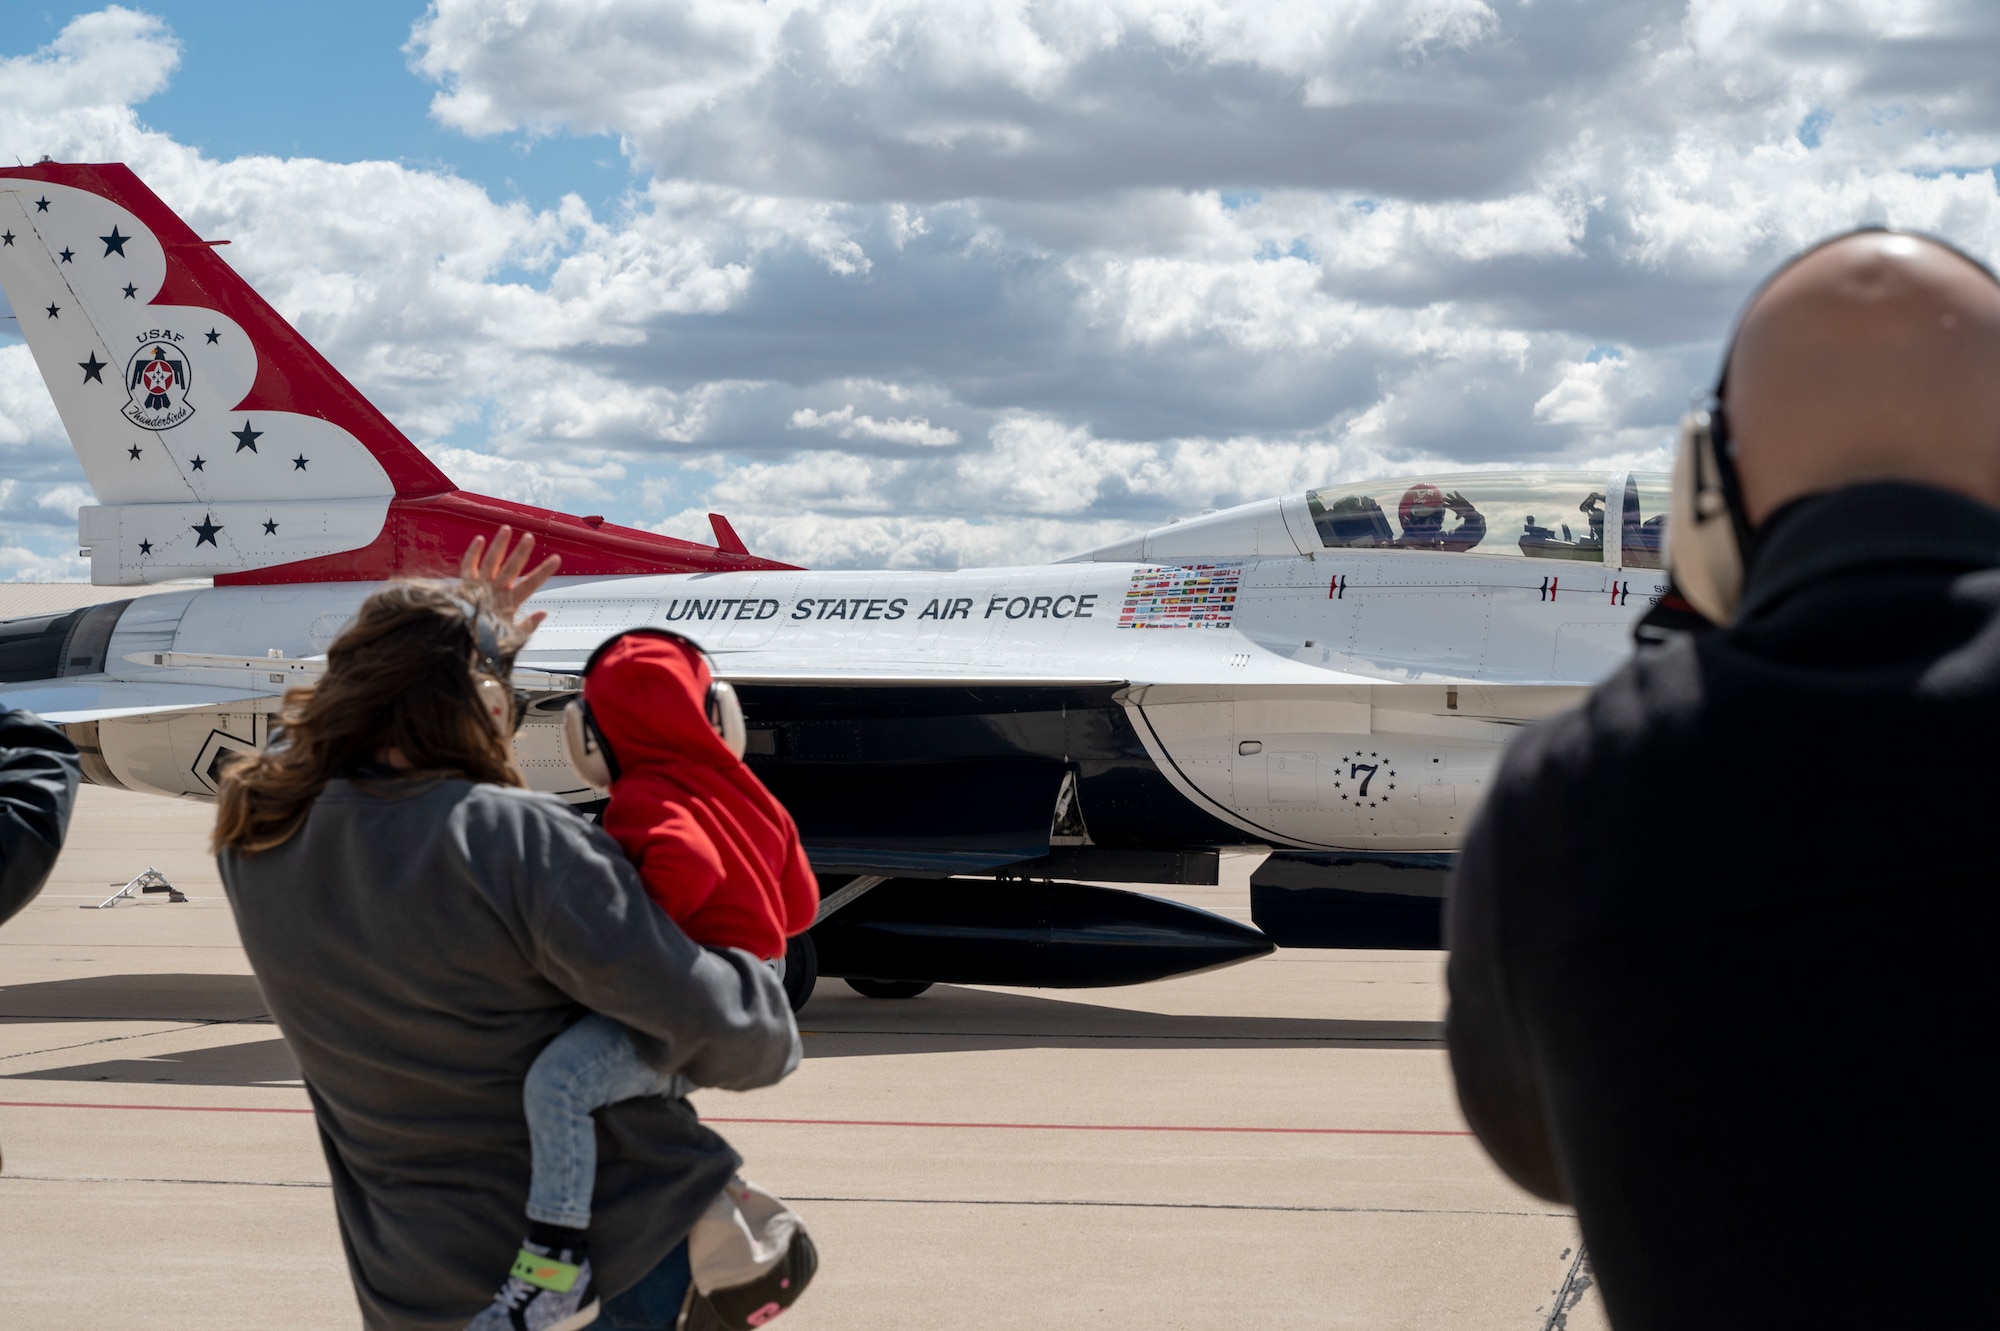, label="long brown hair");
[213,581,526,854]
